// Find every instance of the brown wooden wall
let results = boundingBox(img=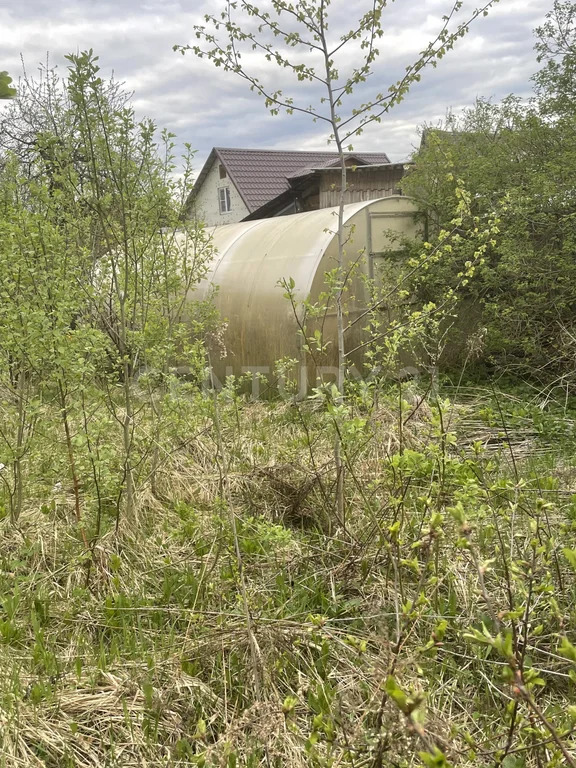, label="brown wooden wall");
[319,167,404,208]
